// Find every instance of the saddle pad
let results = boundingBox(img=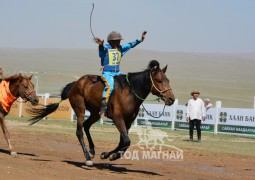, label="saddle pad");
[0,81,16,112]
